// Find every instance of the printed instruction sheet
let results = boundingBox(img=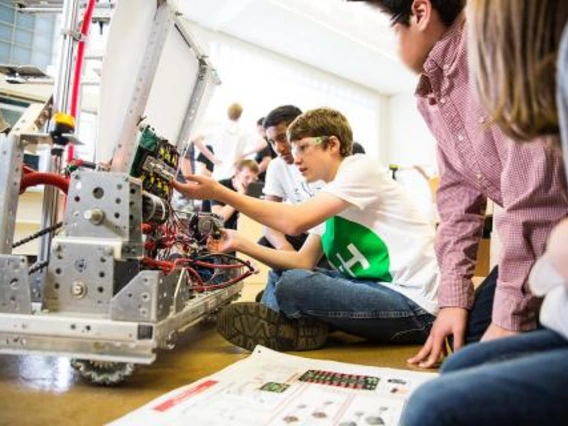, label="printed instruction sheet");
[109,346,437,426]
